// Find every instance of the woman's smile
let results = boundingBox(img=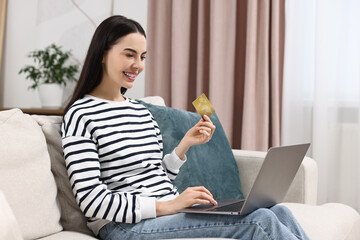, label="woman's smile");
[123,71,137,81]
